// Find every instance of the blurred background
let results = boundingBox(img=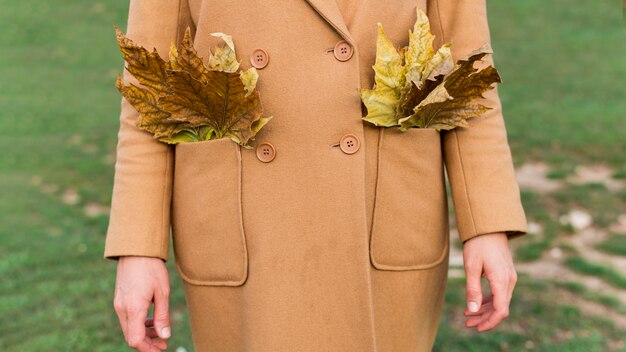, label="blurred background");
[0,0,624,351]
